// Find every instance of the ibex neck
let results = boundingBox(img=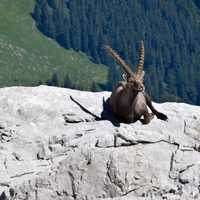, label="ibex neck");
[127,90,139,103]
